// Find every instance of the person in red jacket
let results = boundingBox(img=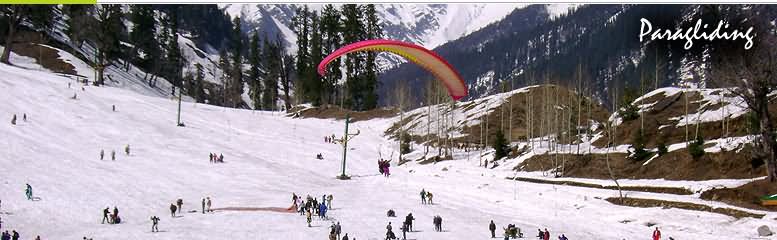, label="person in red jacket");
[652,227,661,240]
[543,228,550,240]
